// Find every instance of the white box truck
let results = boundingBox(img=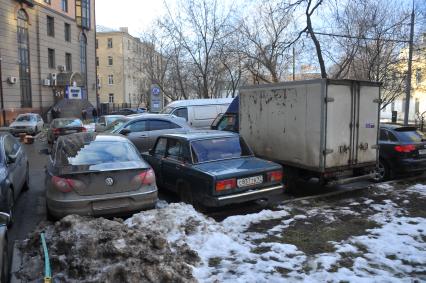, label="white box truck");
[239,79,380,189]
